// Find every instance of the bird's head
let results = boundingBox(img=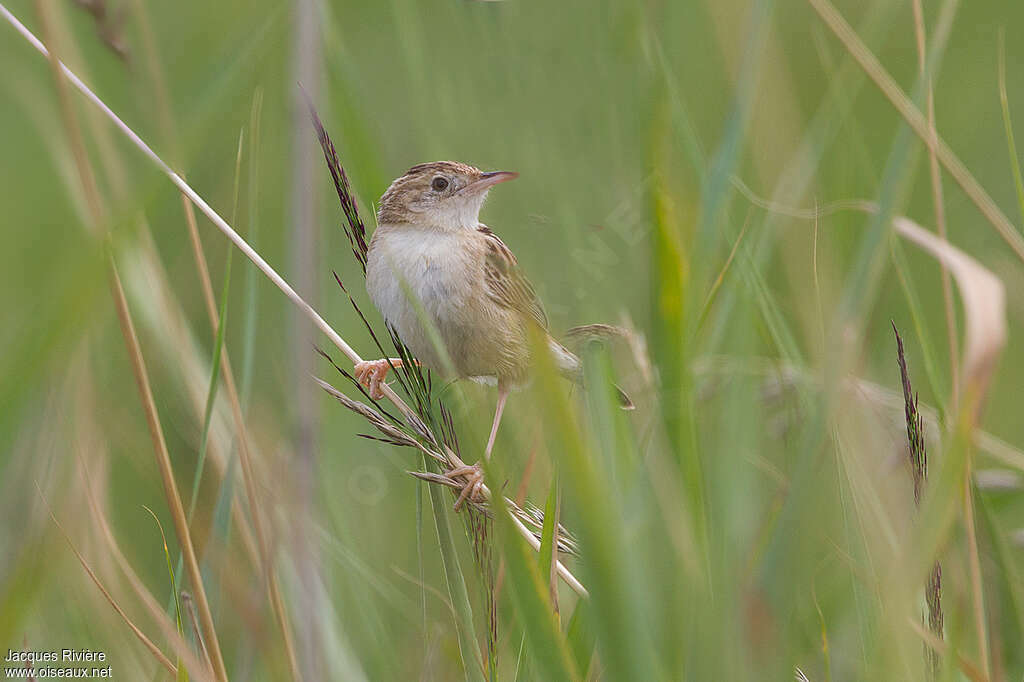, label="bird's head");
[376,161,518,231]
